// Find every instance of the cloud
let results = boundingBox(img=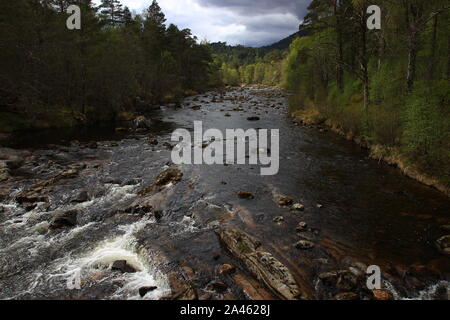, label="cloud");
[94,0,311,46]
